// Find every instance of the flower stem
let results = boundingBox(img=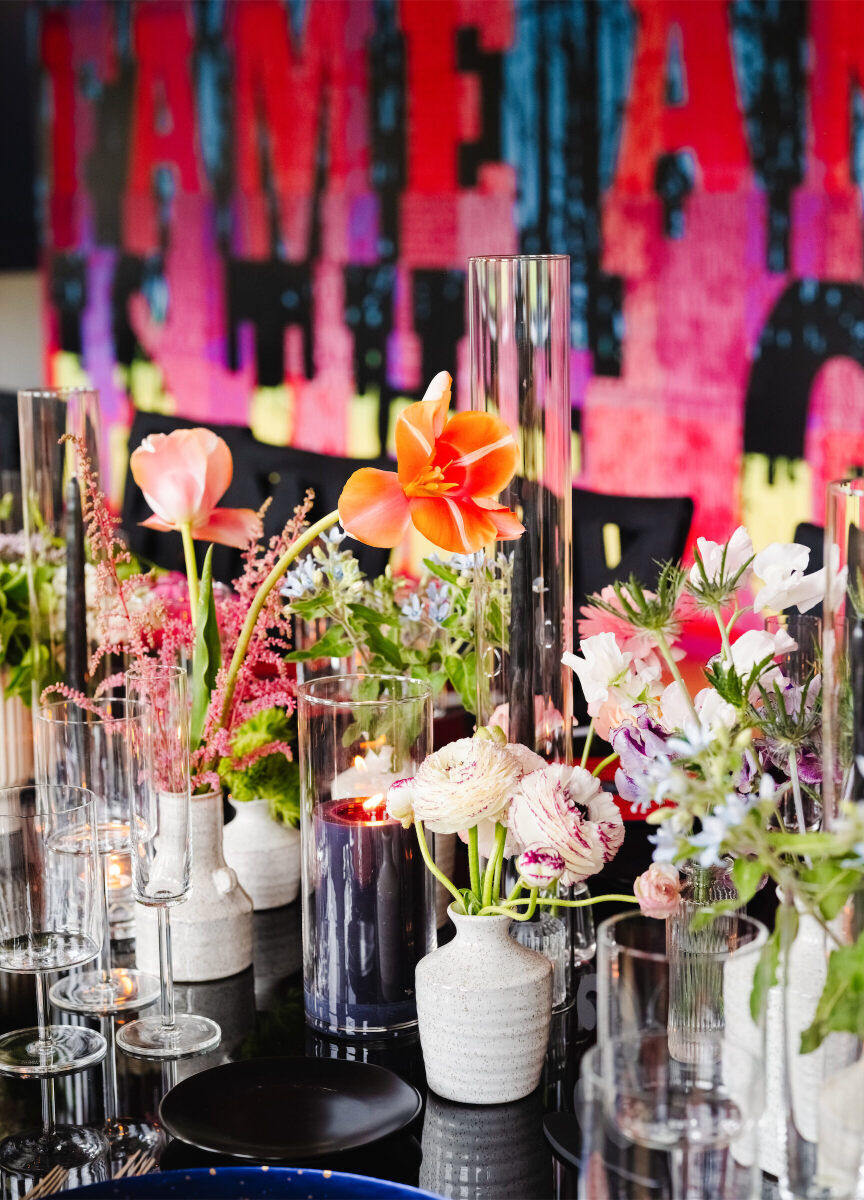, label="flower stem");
[481,887,538,920]
[714,604,734,664]
[504,893,639,909]
[215,510,340,746]
[467,825,482,903]
[482,823,507,909]
[180,524,199,629]
[591,752,618,778]
[580,720,595,769]
[414,819,464,912]
[655,629,698,721]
